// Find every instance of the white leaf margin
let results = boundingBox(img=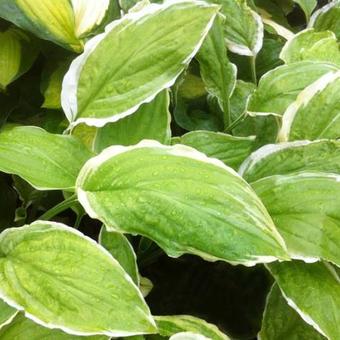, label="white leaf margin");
[61,0,219,128]
[0,220,156,337]
[278,70,340,142]
[76,139,288,266]
[225,7,264,57]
